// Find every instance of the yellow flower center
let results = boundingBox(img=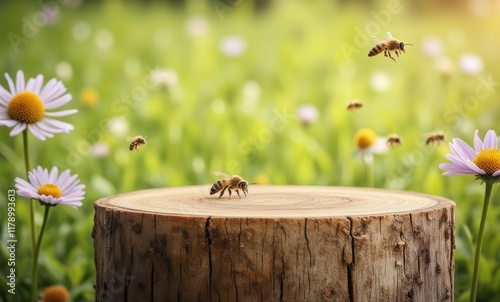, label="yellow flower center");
[37,184,62,198]
[473,148,500,175]
[355,128,377,149]
[7,91,45,123]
